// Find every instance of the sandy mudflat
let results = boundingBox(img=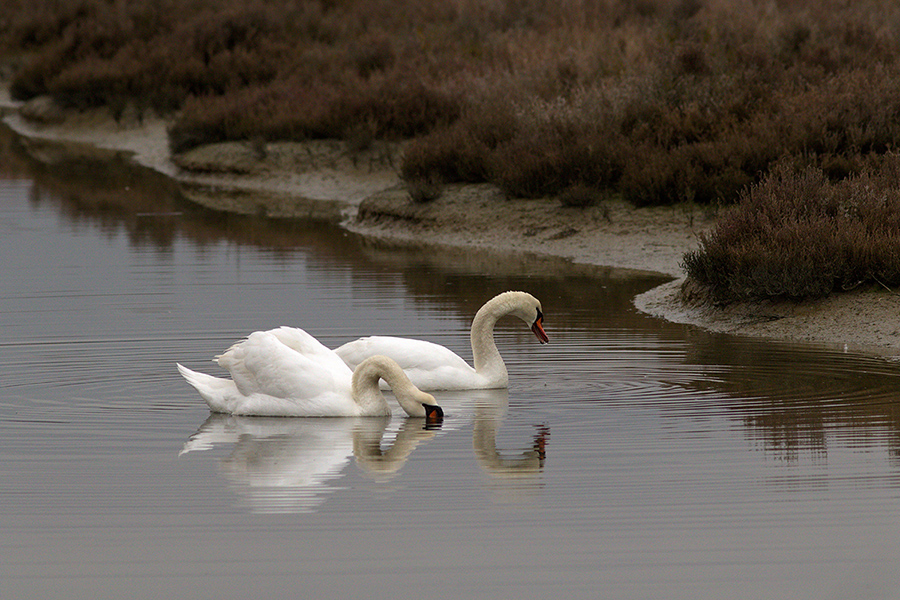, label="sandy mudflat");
[4,90,900,358]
